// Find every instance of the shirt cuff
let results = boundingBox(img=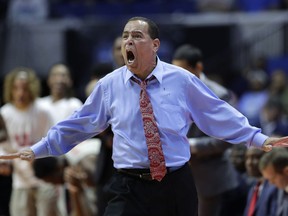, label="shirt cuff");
[251,132,268,148]
[31,138,49,158]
